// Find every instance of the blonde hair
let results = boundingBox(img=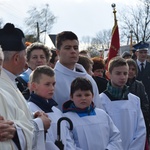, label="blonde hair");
[29,65,54,83]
